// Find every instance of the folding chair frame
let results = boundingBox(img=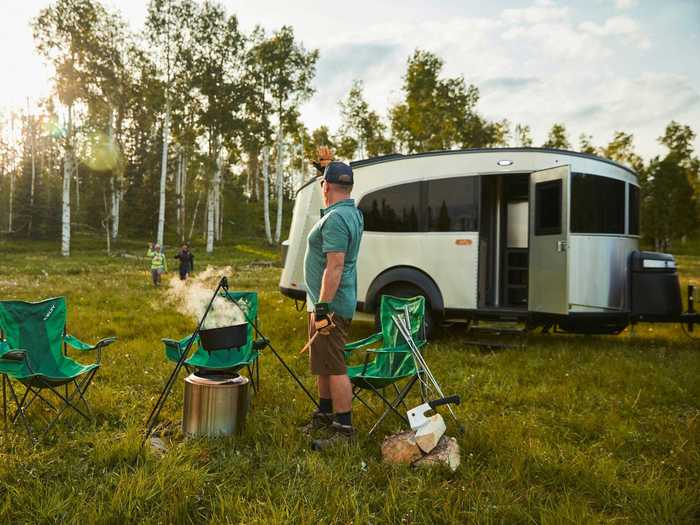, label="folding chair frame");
[349,347,430,435]
[2,368,98,441]
[0,326,115,442]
